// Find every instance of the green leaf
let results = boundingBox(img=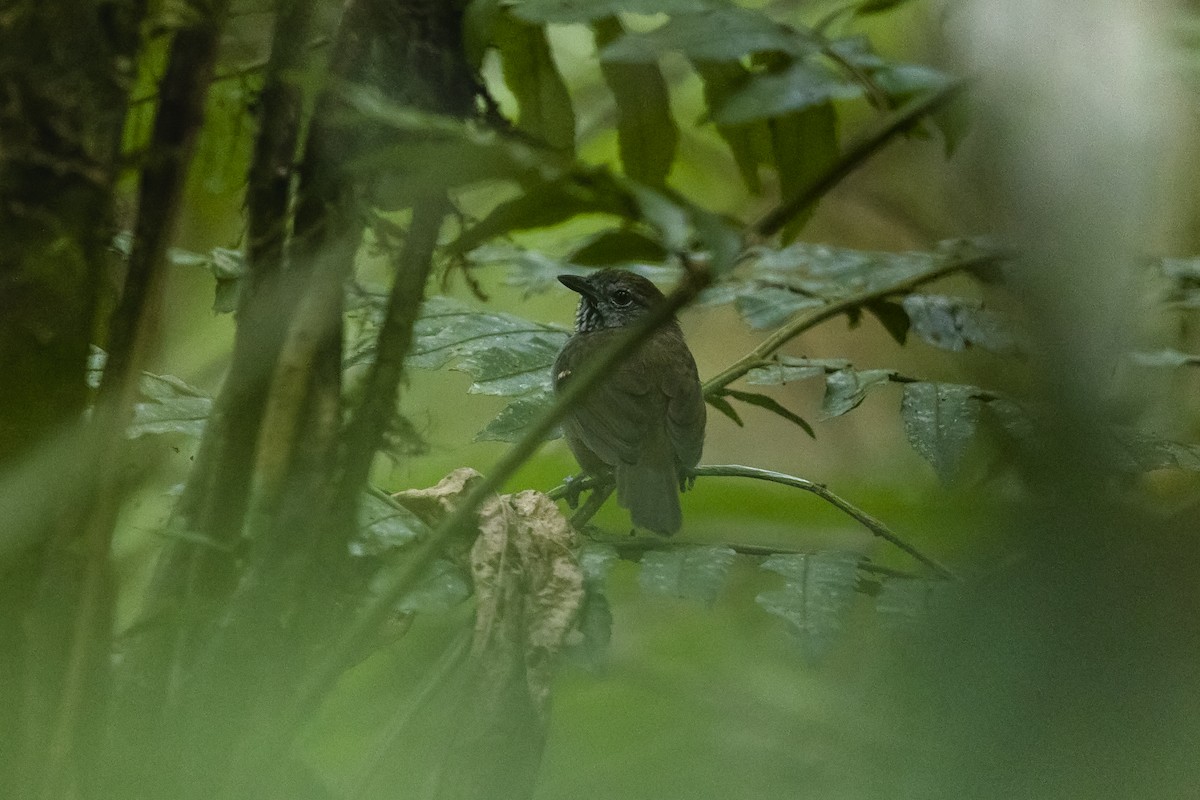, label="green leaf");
[565,543,620,671]
[494,11,577,152]
[638,545,736,605]
[724,389,815,438]
[131,373,212,438]
[397,559,472,613]
[901,294,1017,354]
[734,285,825,329]
[706,394,745,427]
[464,0,504,68]
[866,299,910,345]
[595,17,678,188]
[756,551,859,663]
[693,60,774,193]
[1114,431,1200,473]
[822,368,895,417]
[900,382,980,484]
[599,8,820,63]
[475,389,562,442]
[353,490,430,556]
[404,296,570,396]
[445,172,630,255]
[1130,349,1200,368]
[569,228,669,265]
[746,356,849,386]
[875,576,949,632]
[511,0,712,24]
[746,242,943,300]
[767,102,839,241]
[168,246,245,314]
[712,62,862,125]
